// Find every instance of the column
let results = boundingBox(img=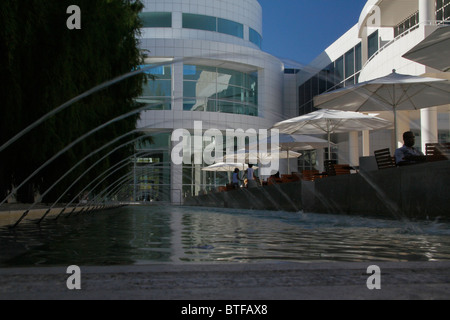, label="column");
[418,0,438,152]
[419,0,436,25]
[421,107,438,151]
[348,131,359,168]
[361,130,370,156]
